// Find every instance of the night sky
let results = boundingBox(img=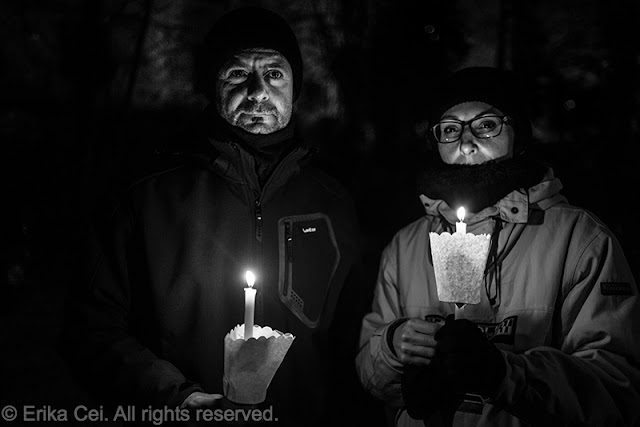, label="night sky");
[3,0,639,422]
